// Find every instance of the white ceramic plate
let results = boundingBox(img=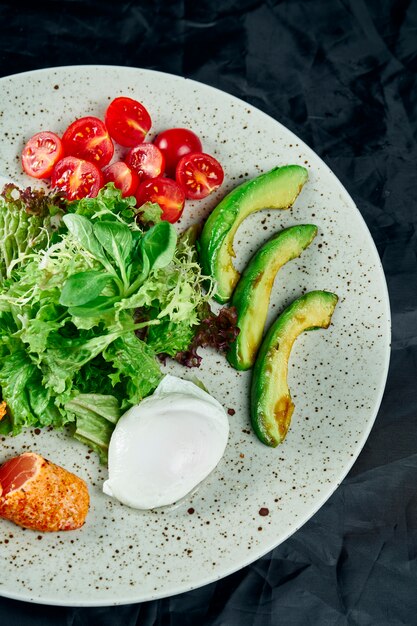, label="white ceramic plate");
[0,66,390,606]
